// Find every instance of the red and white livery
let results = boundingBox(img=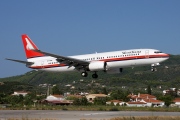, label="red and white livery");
[6,34,169,78]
